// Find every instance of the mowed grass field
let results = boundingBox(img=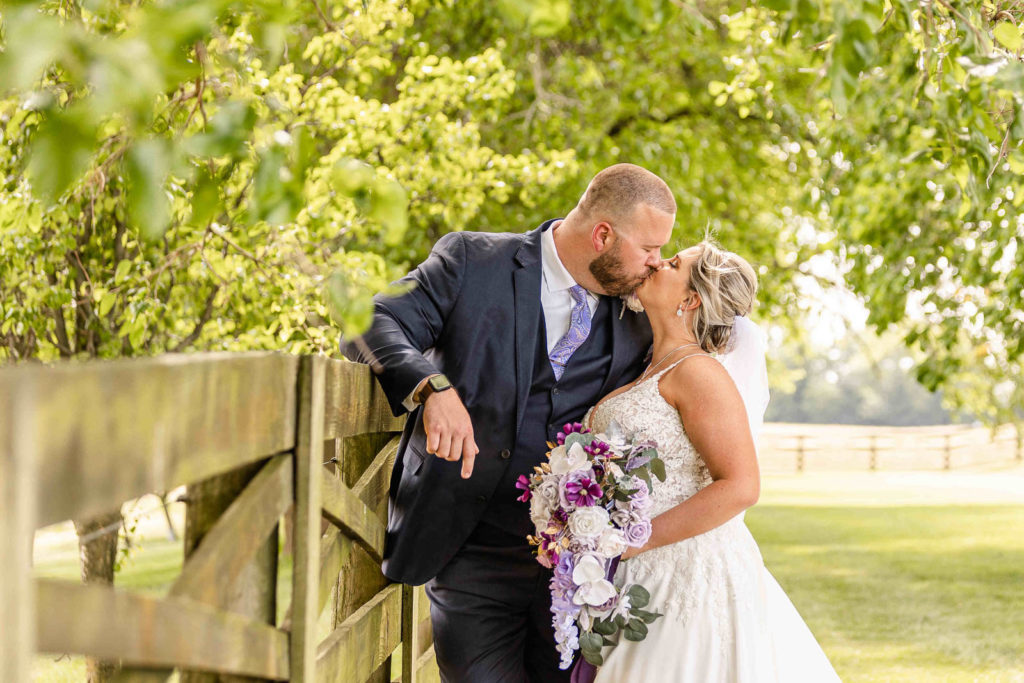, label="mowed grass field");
[747,468,1024,683]
[31,467,1024,682]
